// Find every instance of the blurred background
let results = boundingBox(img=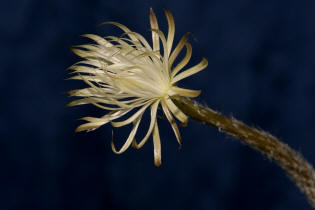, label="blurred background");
[2,0,315,210]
